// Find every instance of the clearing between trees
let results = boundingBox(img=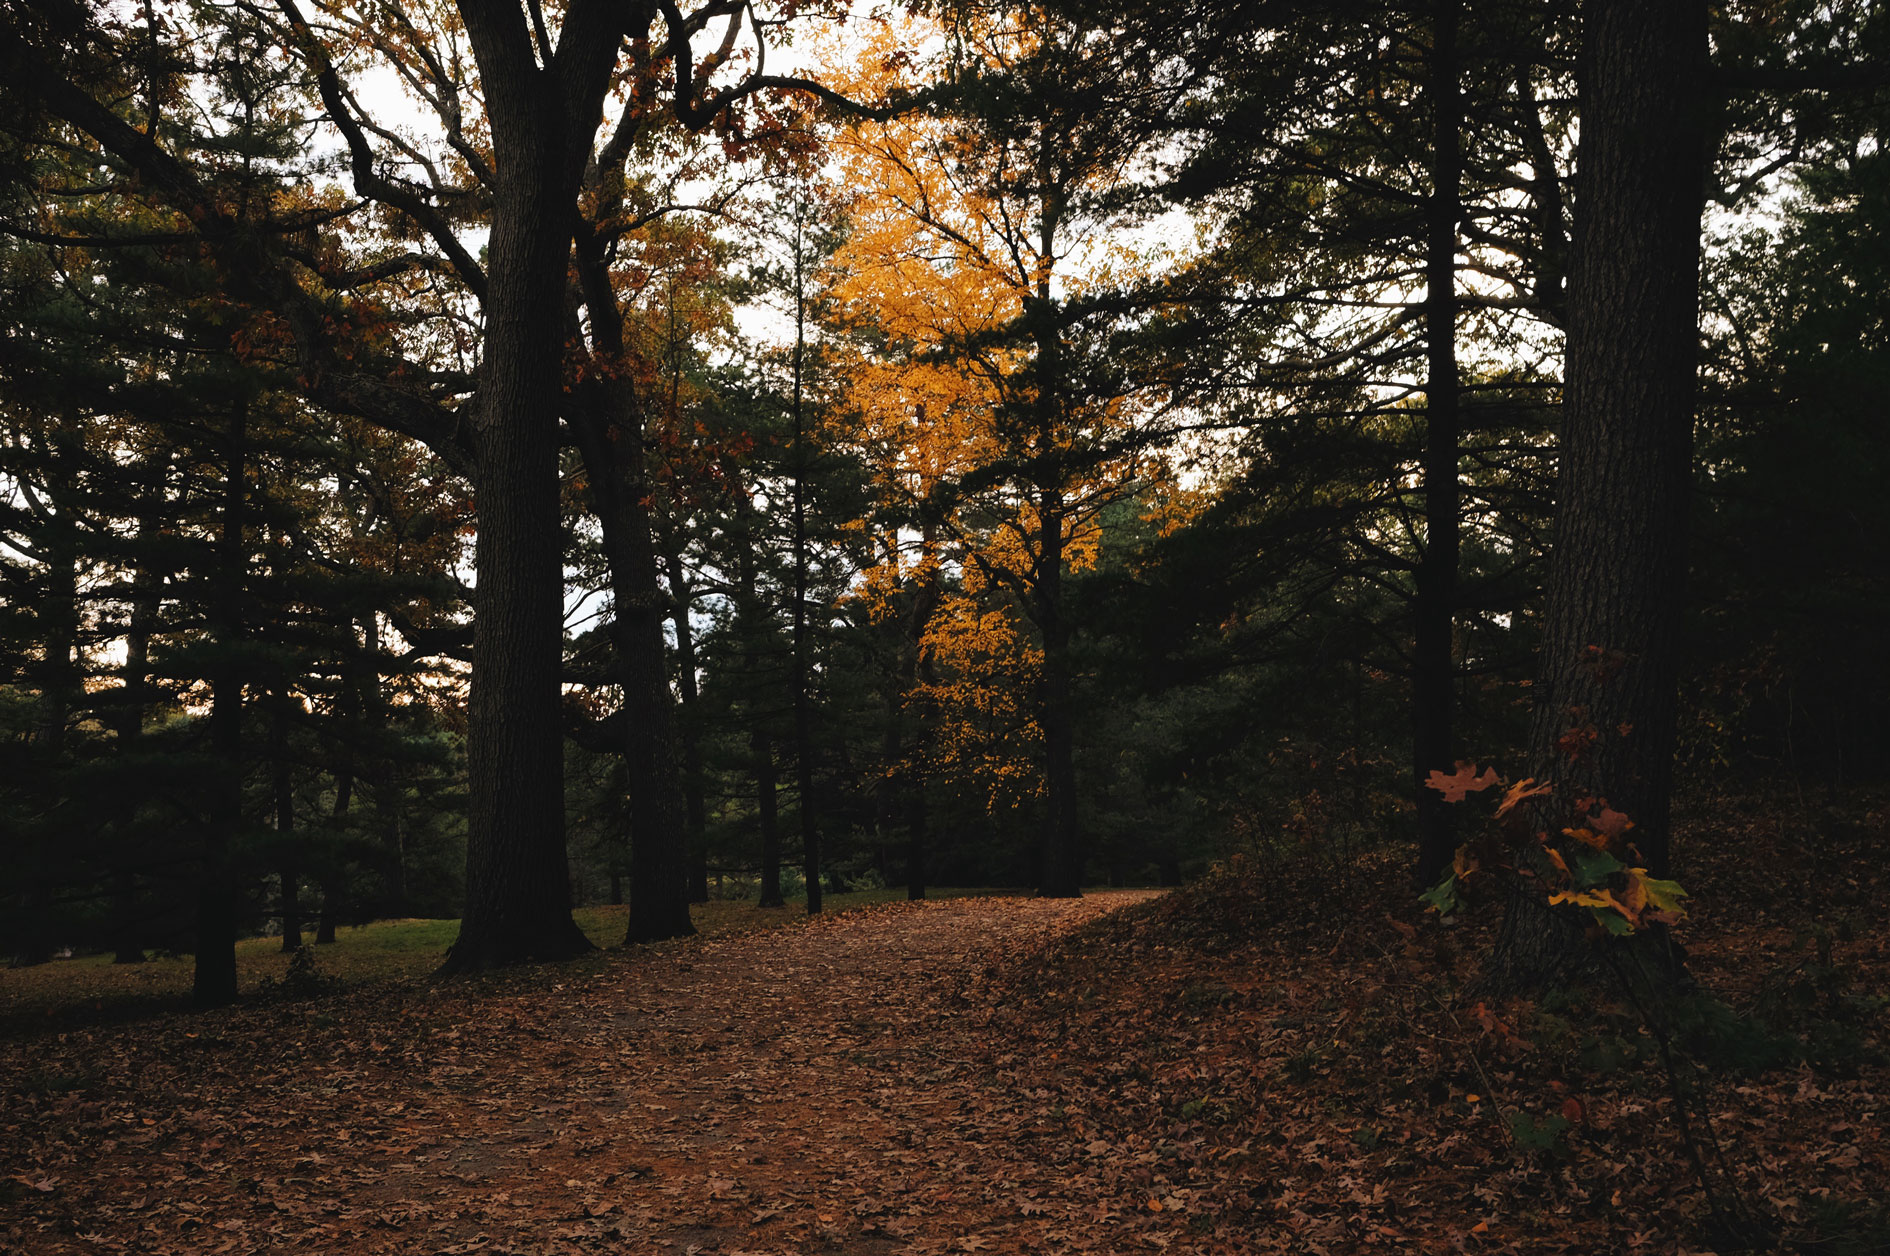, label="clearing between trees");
[3,857,1886,1255]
